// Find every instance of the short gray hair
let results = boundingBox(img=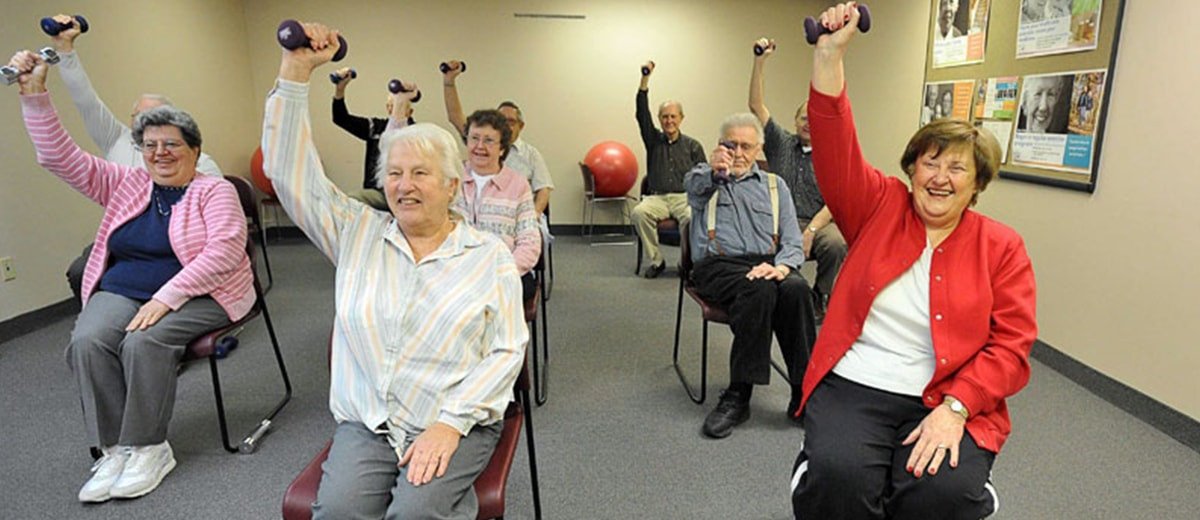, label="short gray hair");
[719,113,764,144]
[132,105,202,149]
[374,123,463,195]
[132,94,174,113]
